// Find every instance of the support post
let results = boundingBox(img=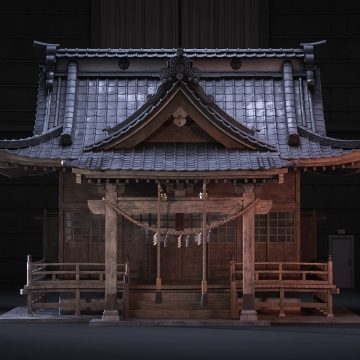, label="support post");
[200,180,208,306]
[102,183,120,321]
[240,184,258,322]
[155,184,162,303]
